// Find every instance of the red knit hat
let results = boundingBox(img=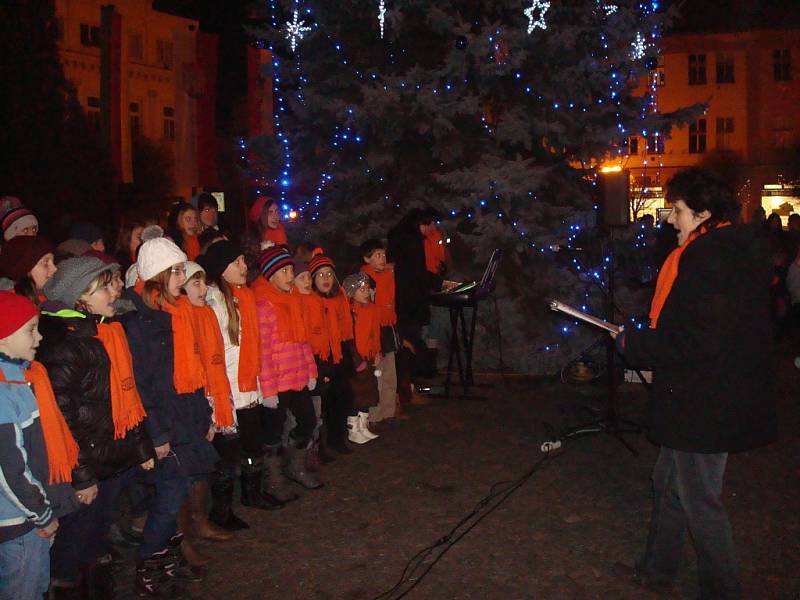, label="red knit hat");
[0,236,55,282]
[258,246,292,280]
[0,291,39,340]
[308,254,335,276]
